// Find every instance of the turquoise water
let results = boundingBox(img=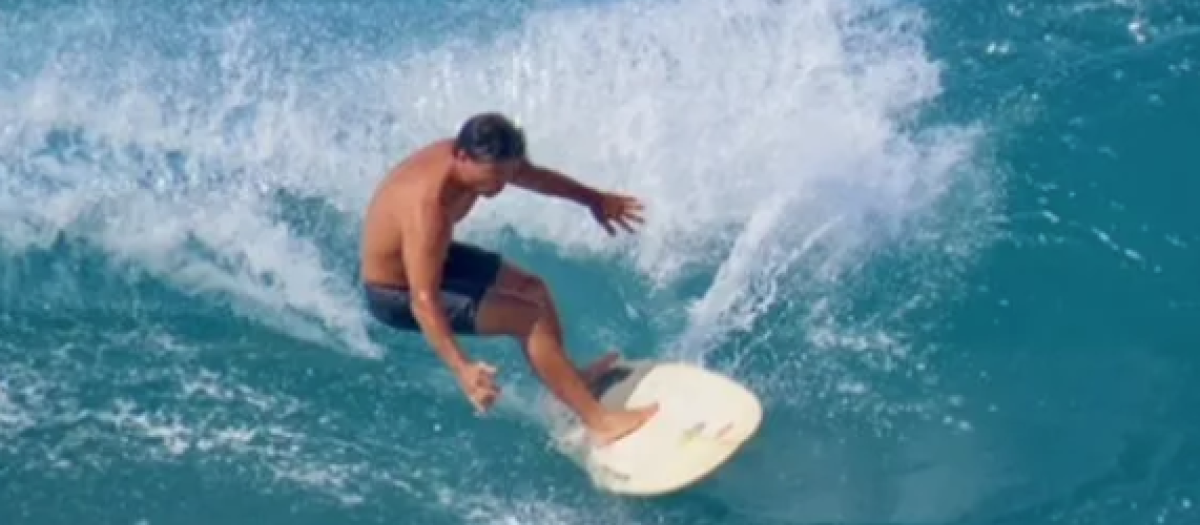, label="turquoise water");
[2,0,1198,524]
